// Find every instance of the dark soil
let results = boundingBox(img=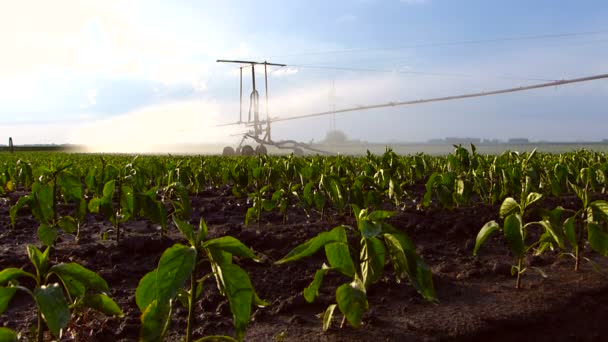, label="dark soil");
[1,187,608,341]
